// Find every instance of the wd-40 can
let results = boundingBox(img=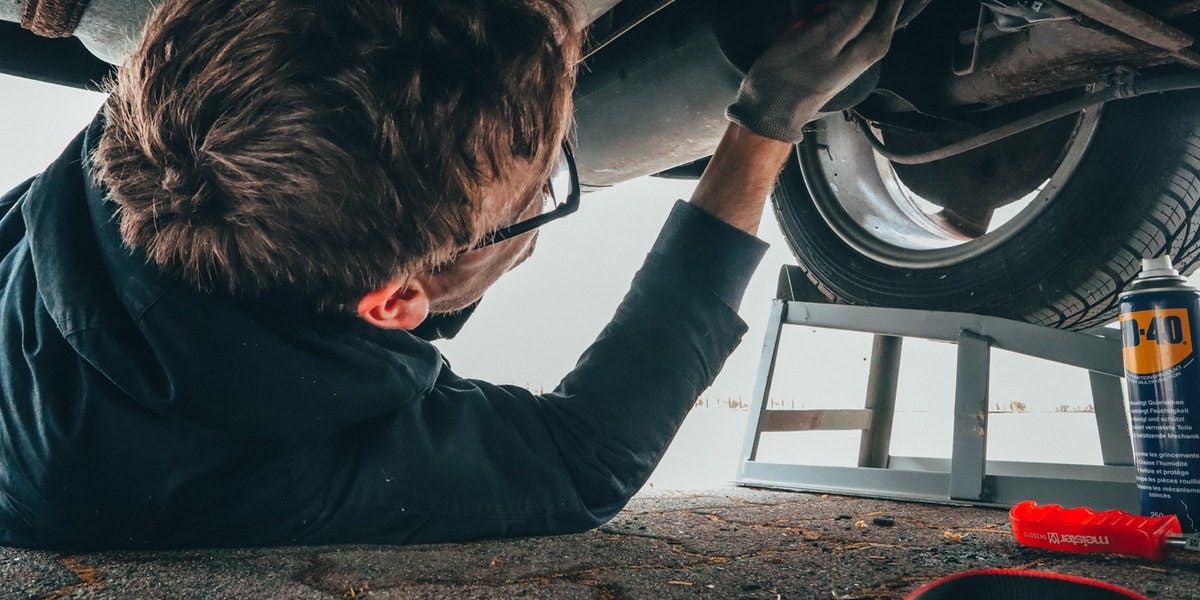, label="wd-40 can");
[1120,255,1200,532]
